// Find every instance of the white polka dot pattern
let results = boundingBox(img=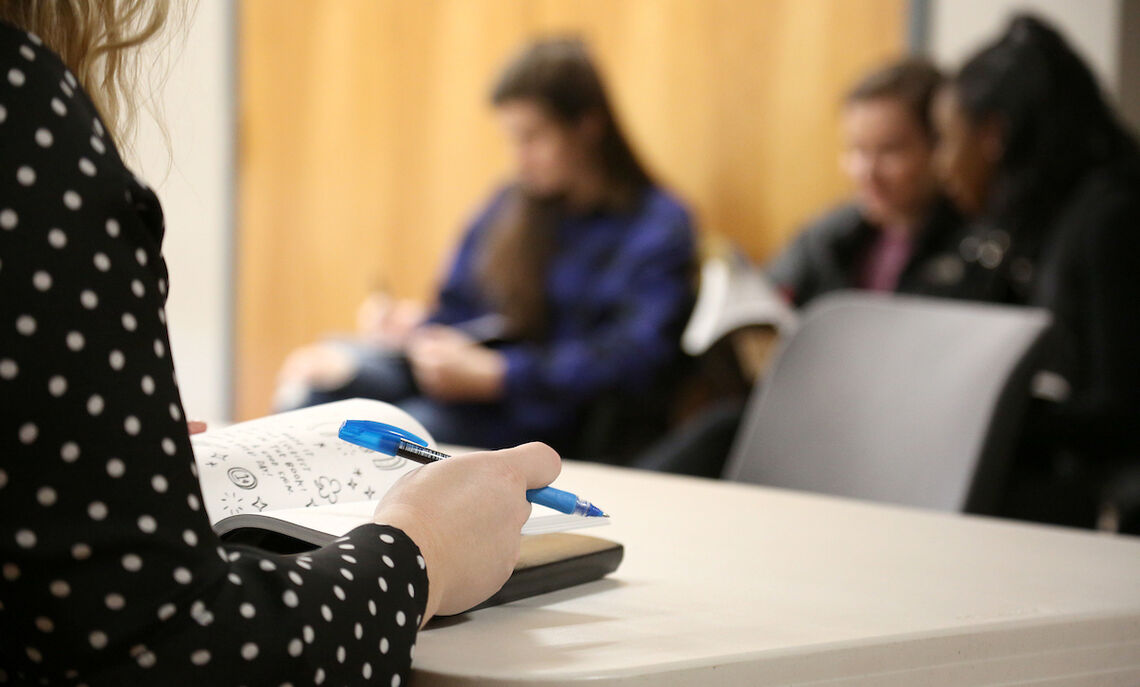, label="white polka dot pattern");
[0,23,426,684]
